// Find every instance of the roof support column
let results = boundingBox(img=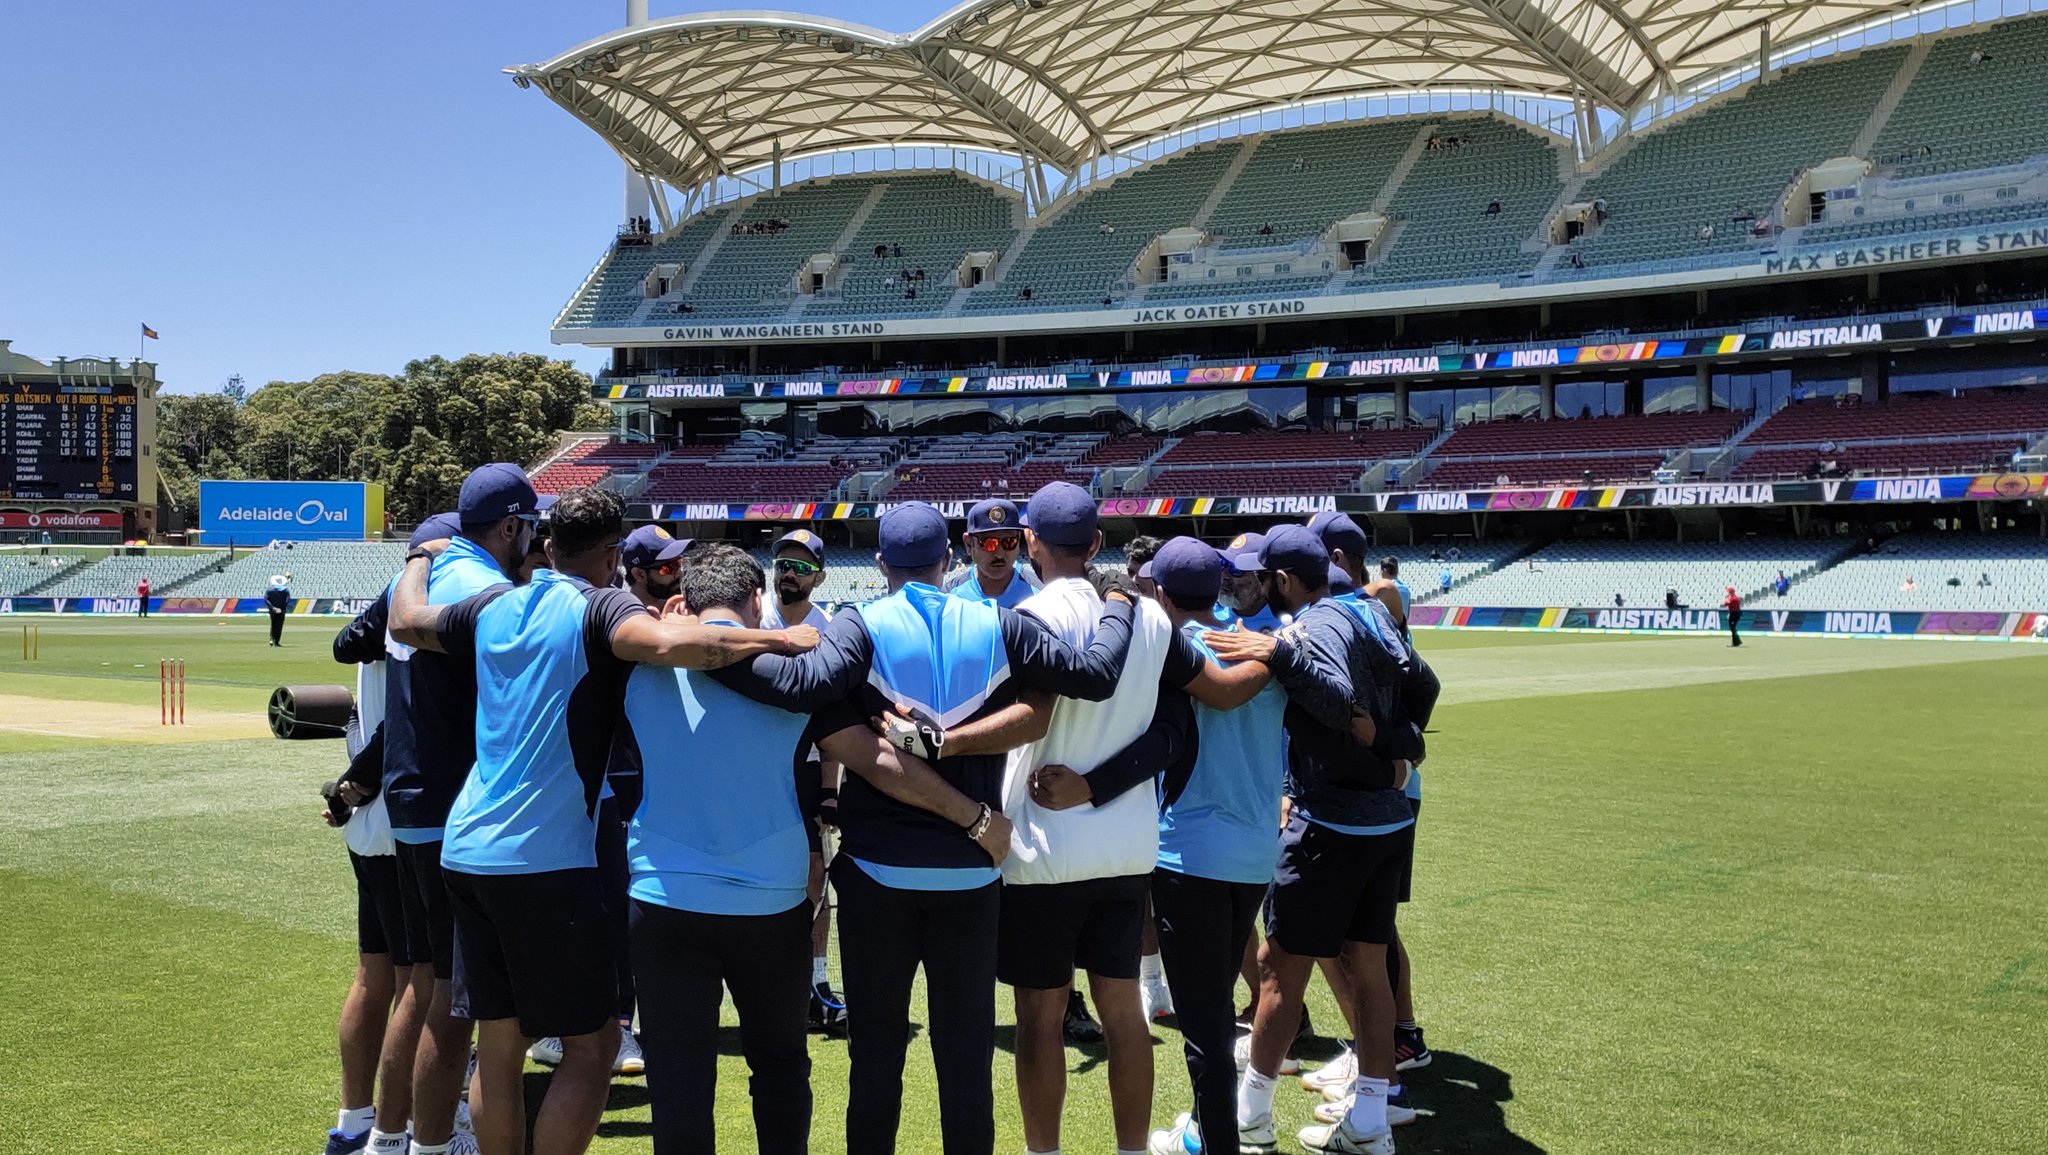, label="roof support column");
[1759,25,1774,83]
[622,0,651,226]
